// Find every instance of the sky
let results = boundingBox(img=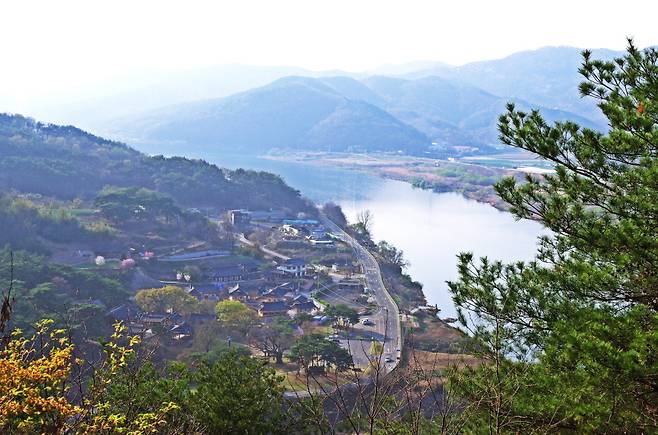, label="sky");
[2,0,657,109]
